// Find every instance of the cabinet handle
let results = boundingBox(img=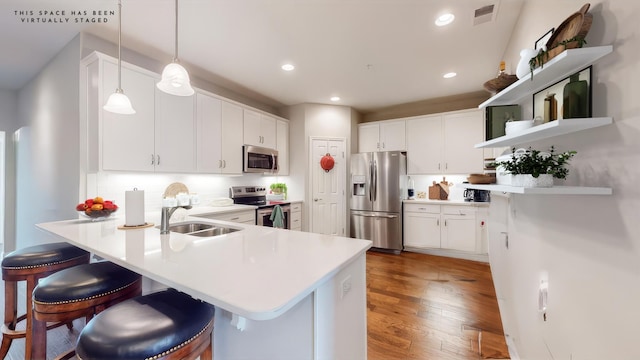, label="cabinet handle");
[157,155,160,165]
[230,217,240,221]
[382,142,385,149]
[445,163,448,170]
[151,154,155,165]
[223,160,226,168]
[218,160,222,168]
[438,163,441,170]
[444,219,447,226]
[436,219,440,226]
